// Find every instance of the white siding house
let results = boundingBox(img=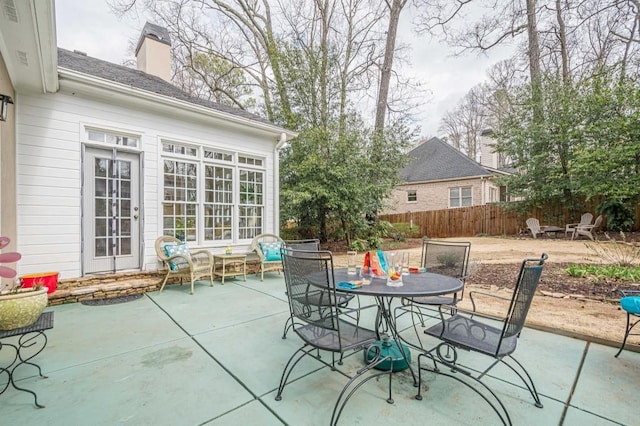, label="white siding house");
[1,9,295,280]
